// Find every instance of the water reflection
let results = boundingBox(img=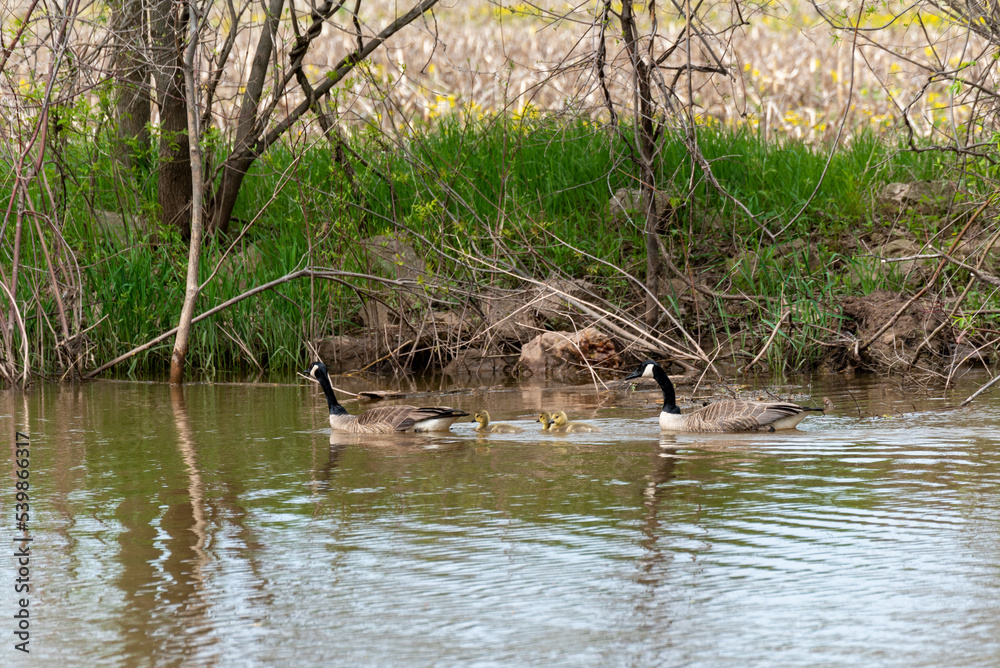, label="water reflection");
[112,385,212,660]
[636,439,678,584]
[316,440,347,489]
[4,372,1000,665]
[167,384,209,602]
